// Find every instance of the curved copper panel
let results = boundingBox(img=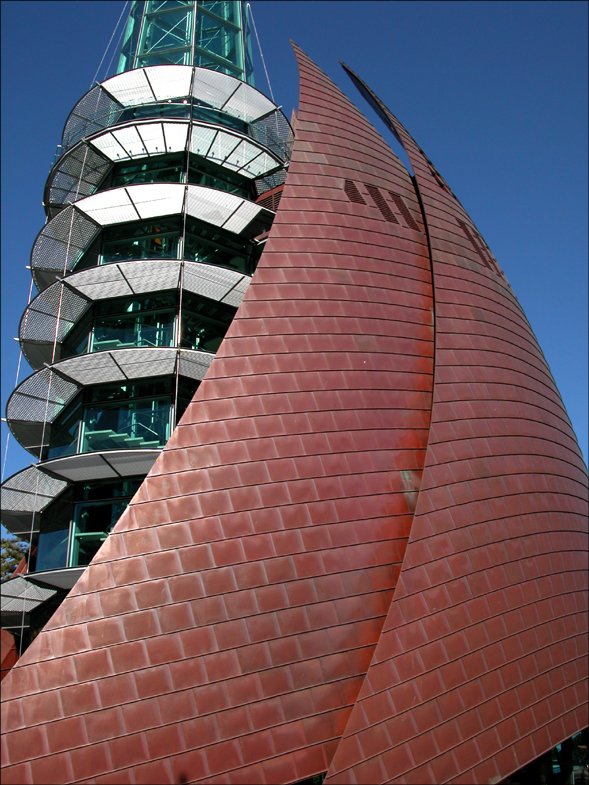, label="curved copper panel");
[0,49,434,784]
[323,67,588,784]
